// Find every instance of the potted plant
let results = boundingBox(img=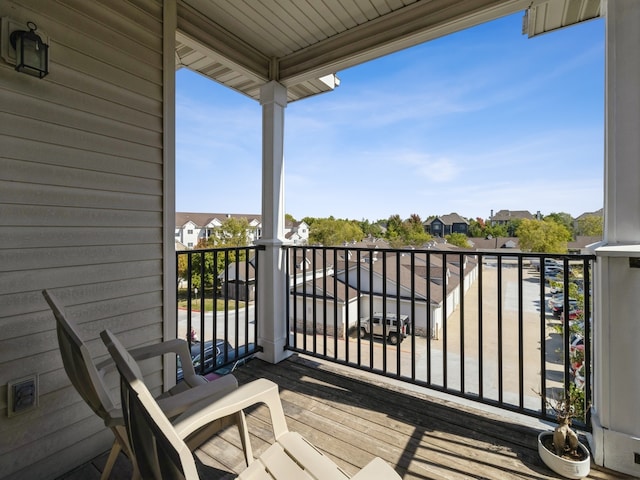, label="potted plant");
[537,386,591,479]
